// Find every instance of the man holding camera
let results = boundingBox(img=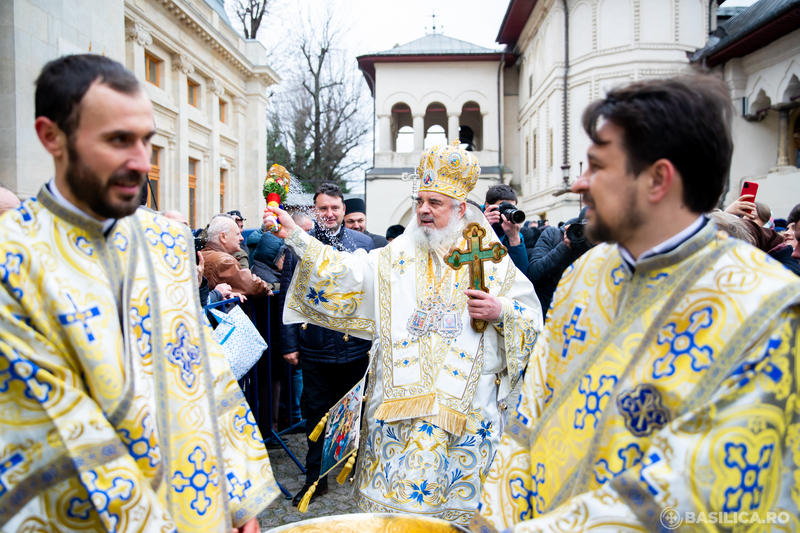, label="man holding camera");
[483,184,528,271]
[526,207,593,318]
